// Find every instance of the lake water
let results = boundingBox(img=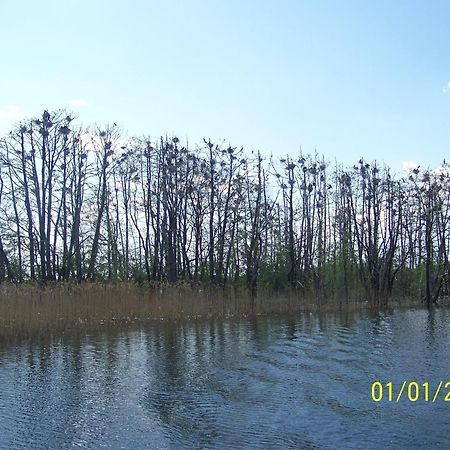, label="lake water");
[1,308,450,449]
